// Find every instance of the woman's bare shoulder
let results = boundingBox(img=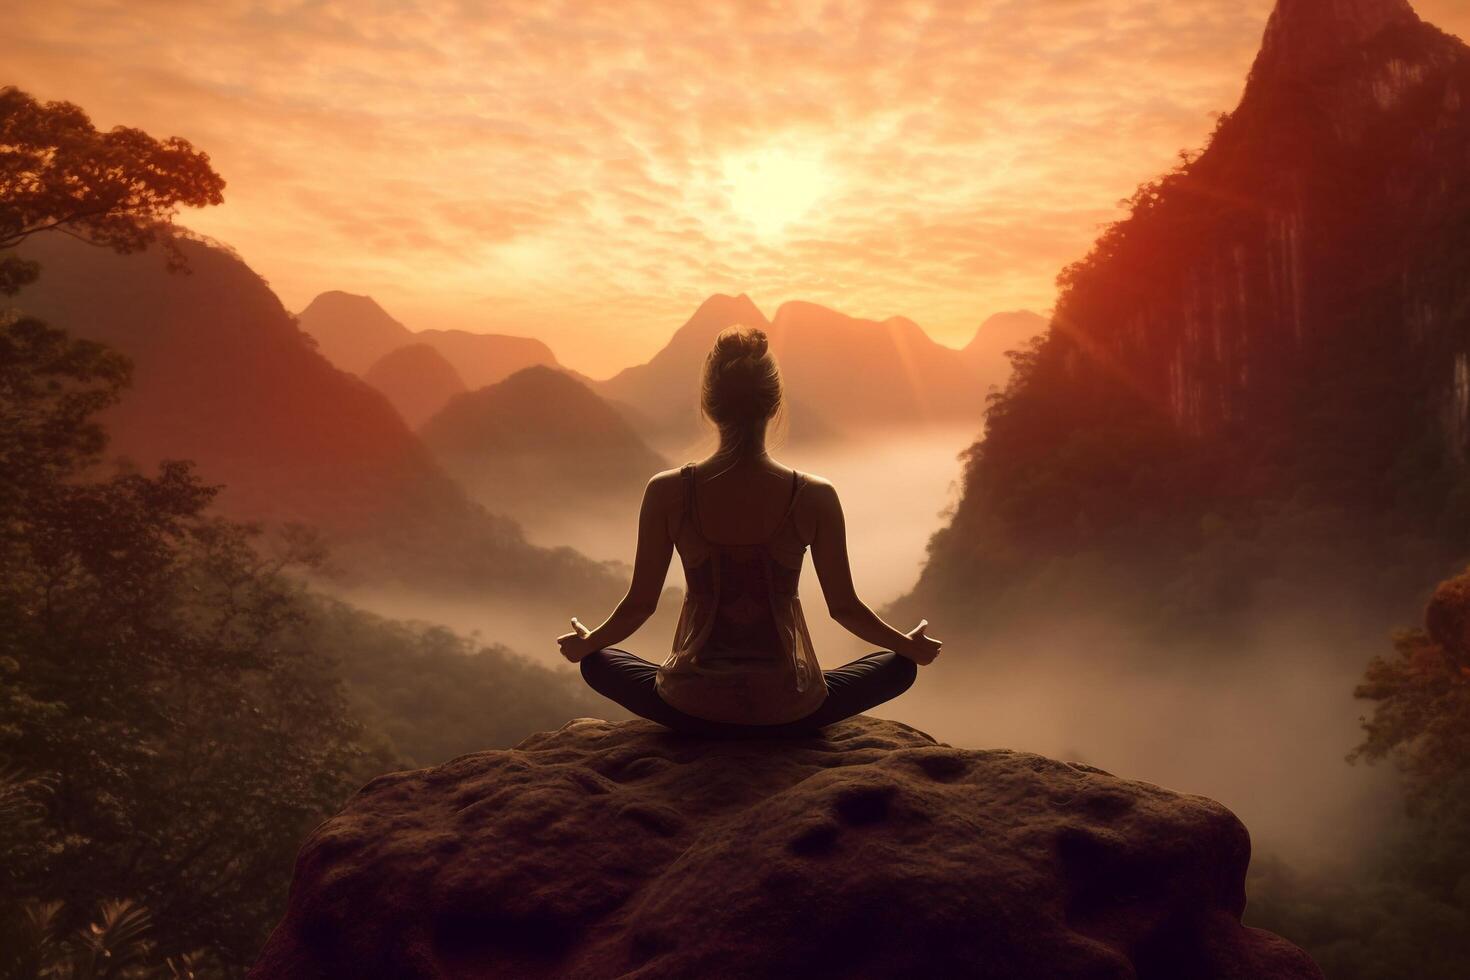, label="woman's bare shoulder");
[791,472,836,543]
[798,471,838,497]
[798,469,831,485]
[644,466,689,505]
[795,471,841,517]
